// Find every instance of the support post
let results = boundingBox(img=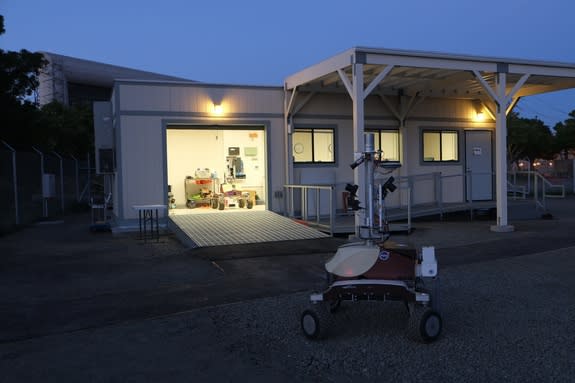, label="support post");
[351,62,365,230]
[283,86,295,193]
[491,72,514,232]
